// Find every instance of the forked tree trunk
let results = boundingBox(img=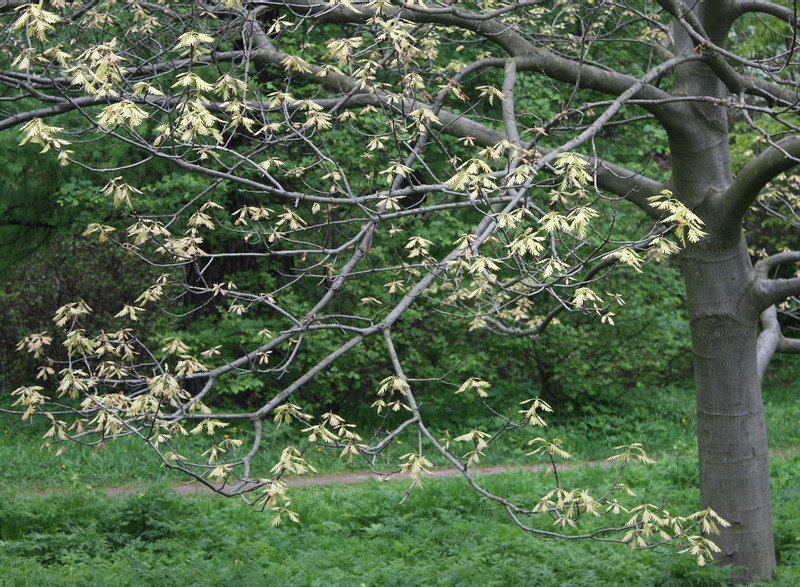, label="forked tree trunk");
[682,238,776,581]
